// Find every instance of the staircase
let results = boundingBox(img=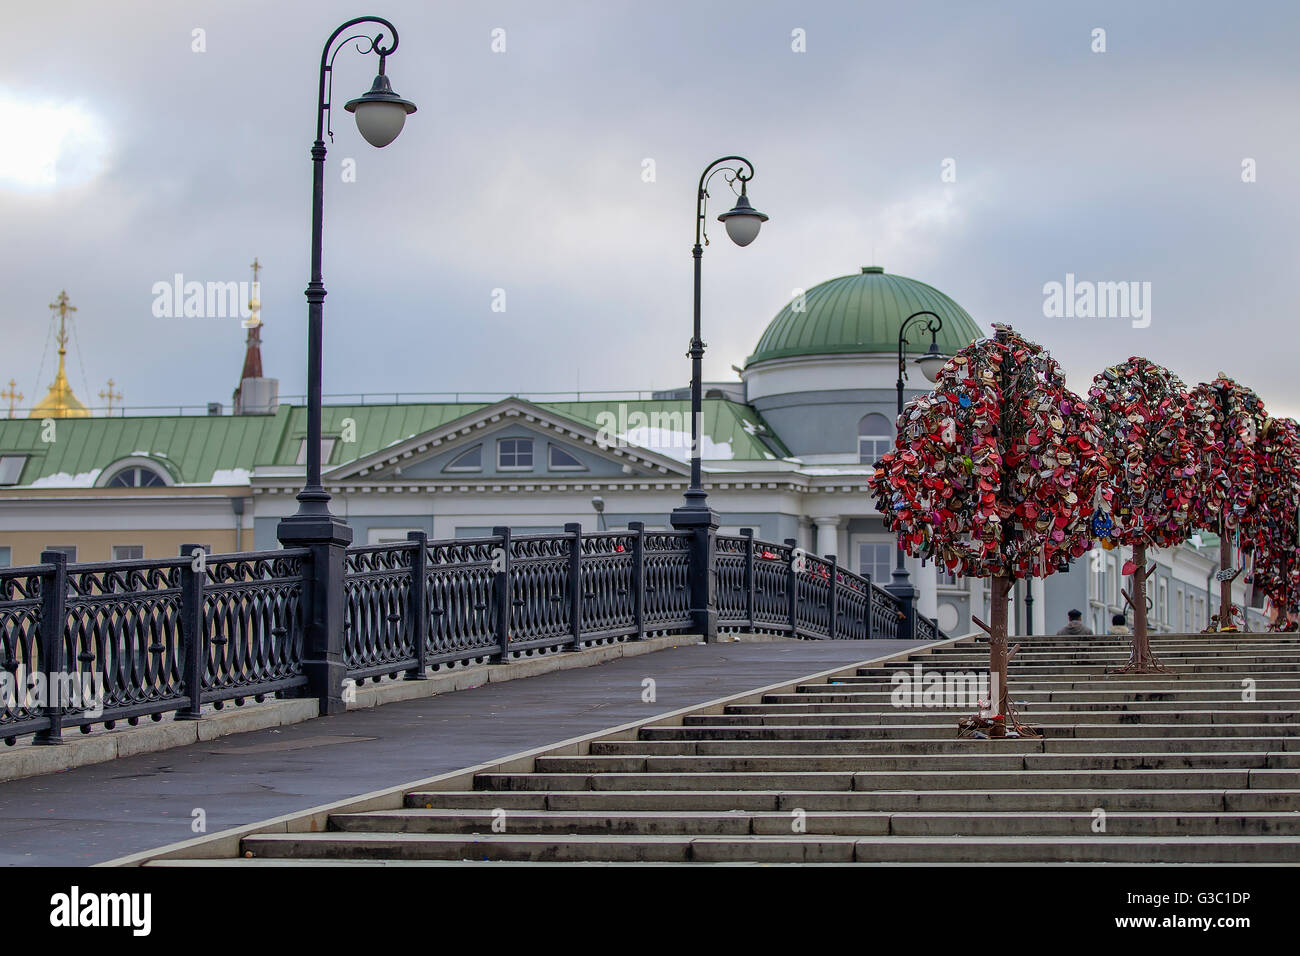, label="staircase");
[226,633,1300,864]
